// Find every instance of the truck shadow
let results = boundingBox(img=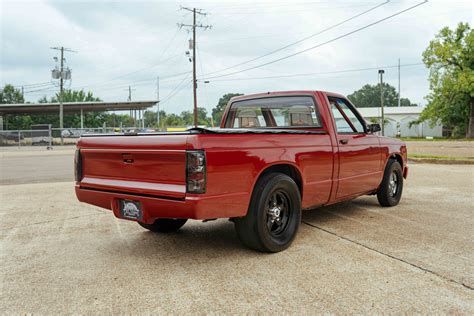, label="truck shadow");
[109,197,378,260]
[302,197,379,224]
